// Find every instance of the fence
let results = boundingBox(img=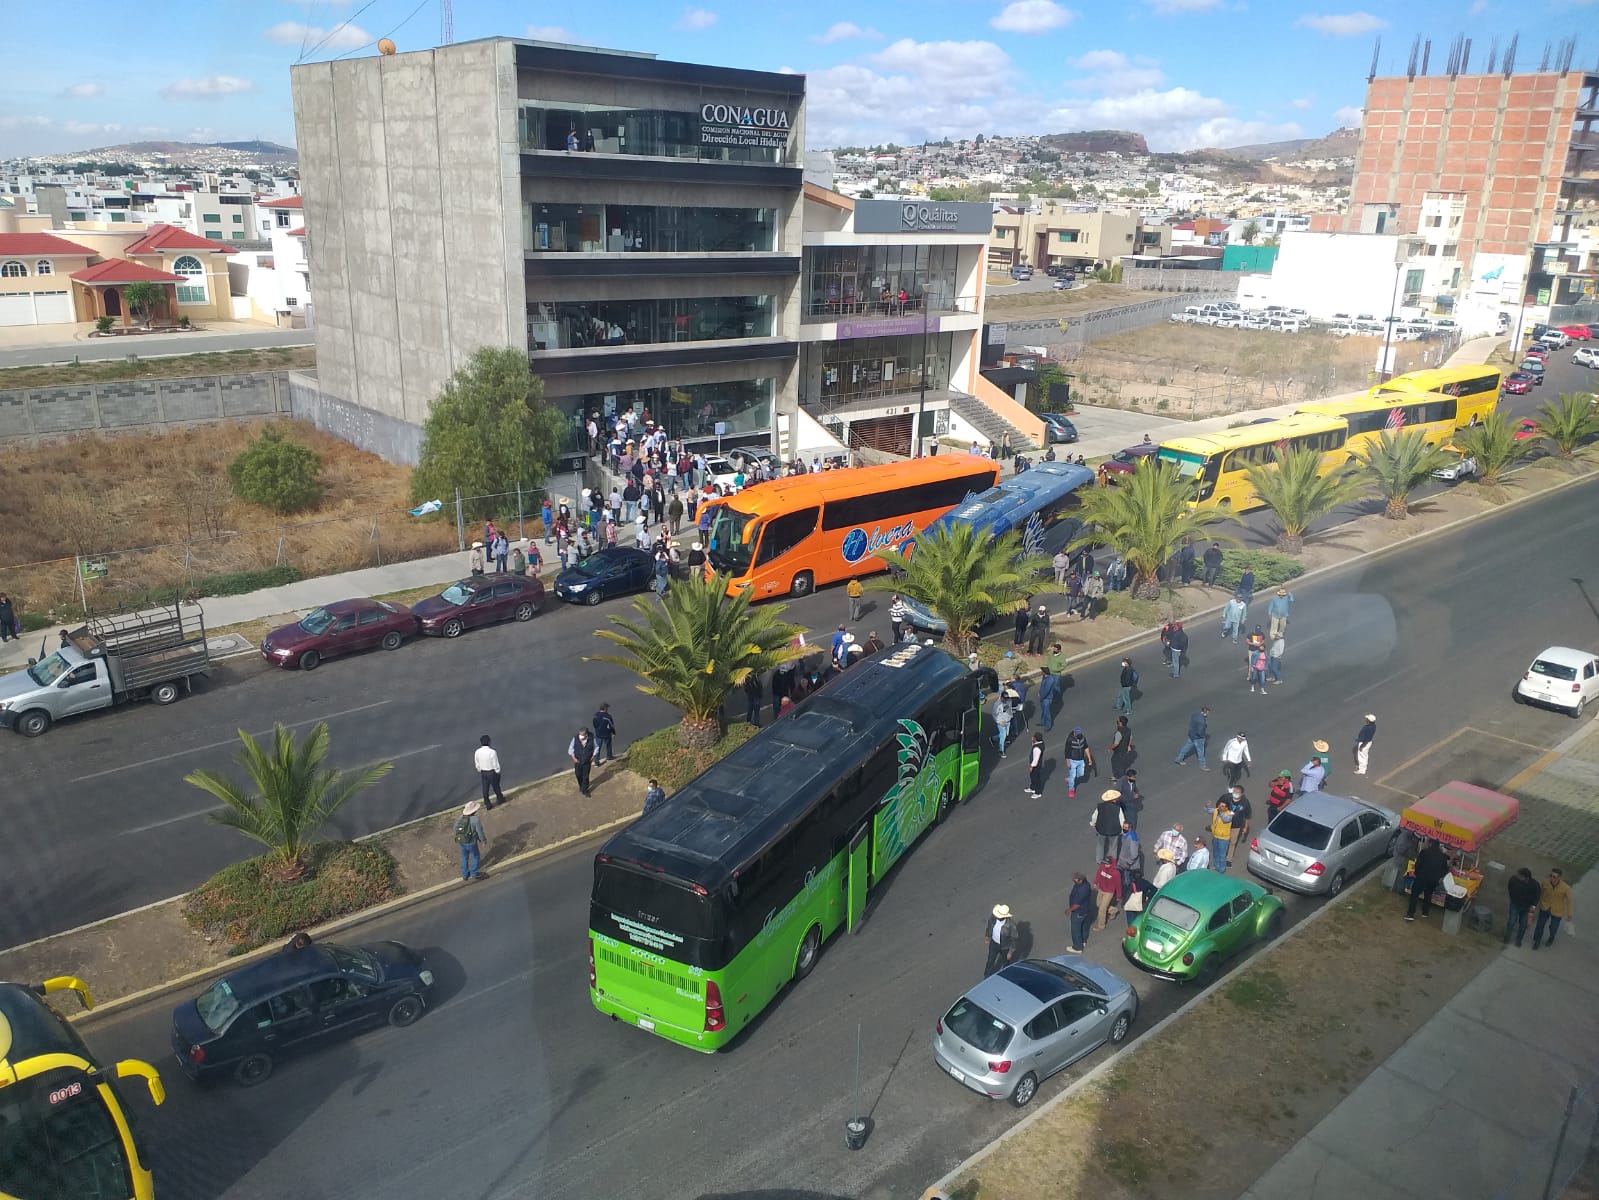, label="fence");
[1495,1071,1599,1200]
[1000,291,1232,349]
[0,371,295,443]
